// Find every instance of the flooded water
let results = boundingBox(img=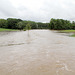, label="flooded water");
[0,30,75,75]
